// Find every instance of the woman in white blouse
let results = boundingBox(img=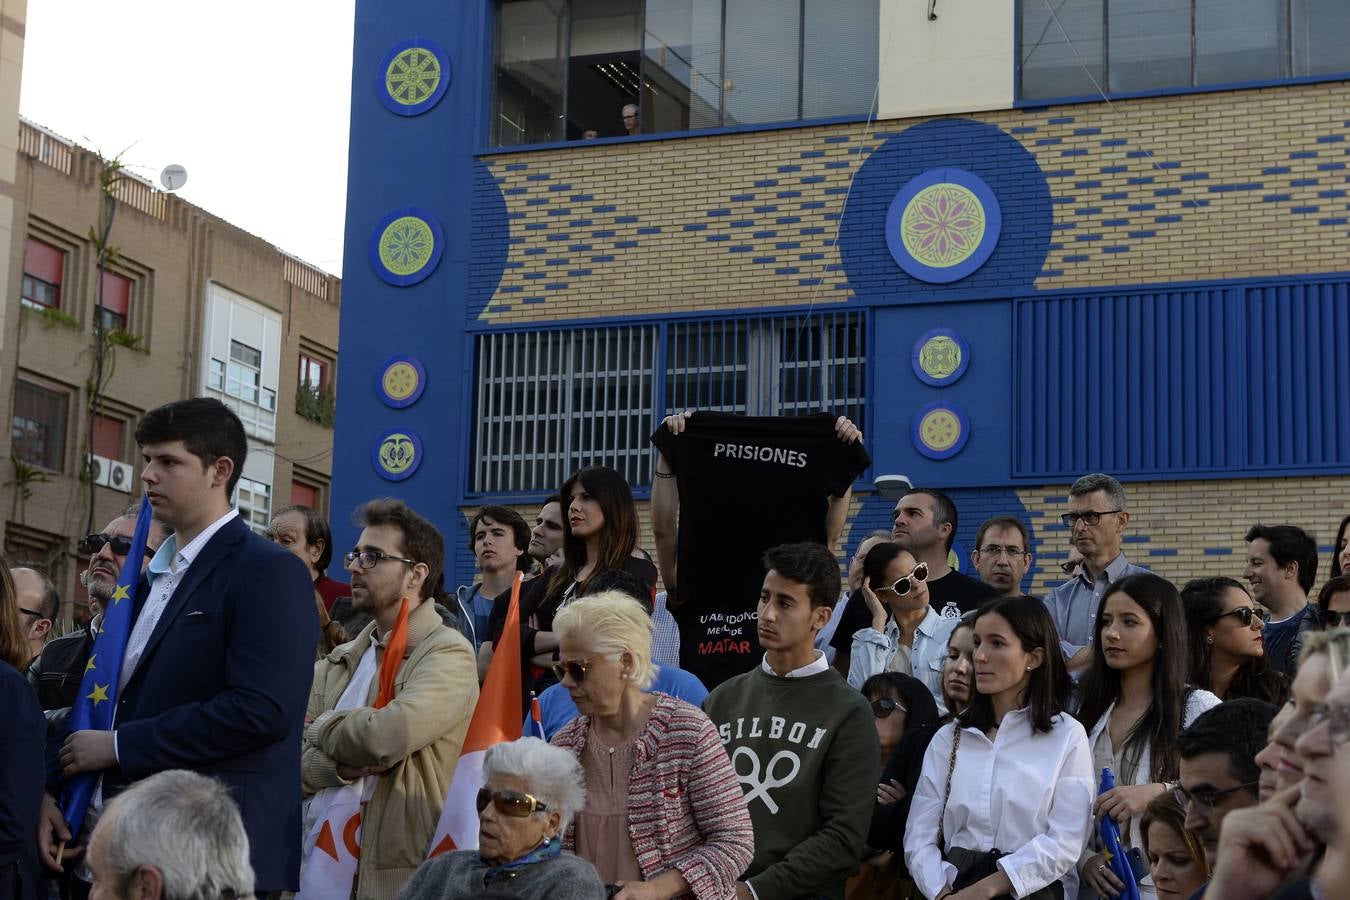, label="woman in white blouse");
[905,595,1094,900]
[1074,573,1220,898]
